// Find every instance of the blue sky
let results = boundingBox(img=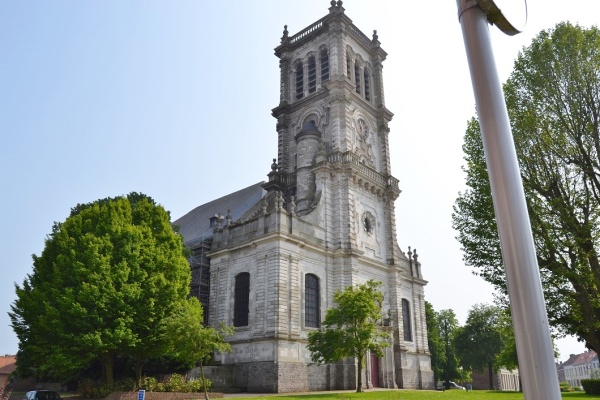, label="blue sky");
[1,0,598,361]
